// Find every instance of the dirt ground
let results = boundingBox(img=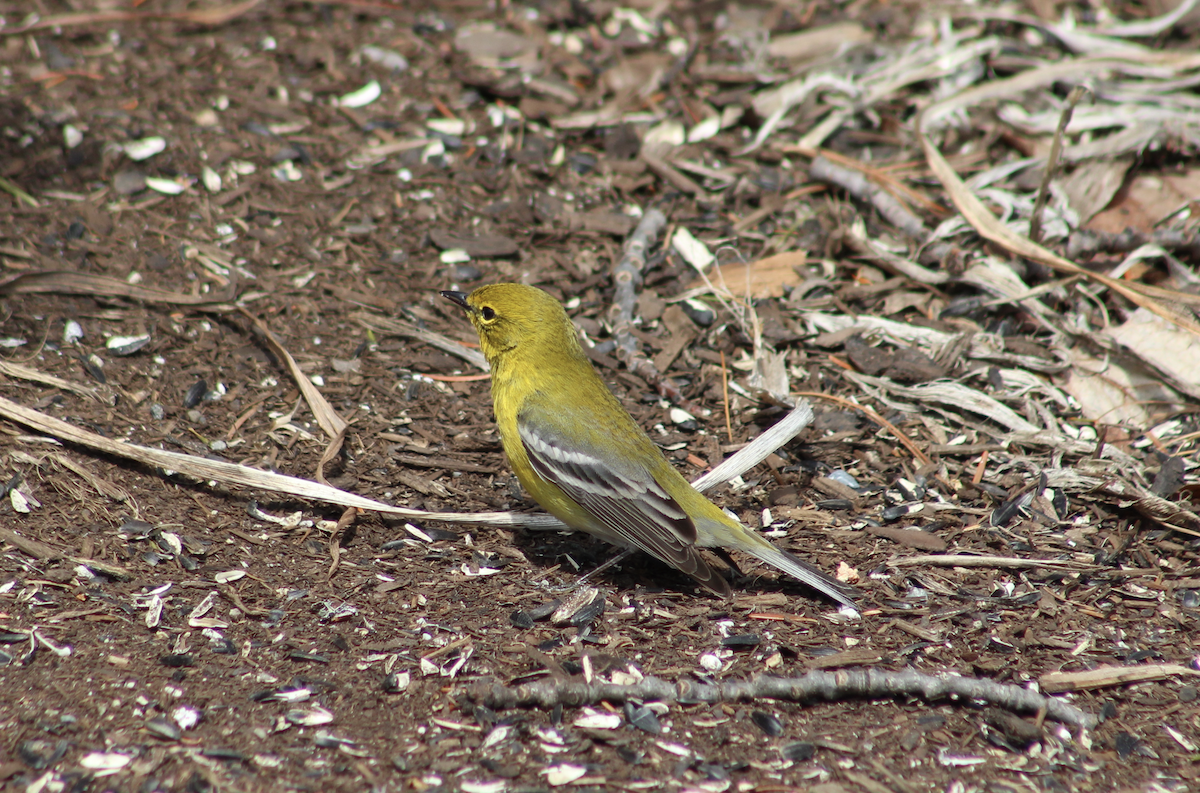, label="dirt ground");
[1,1,1198,791]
